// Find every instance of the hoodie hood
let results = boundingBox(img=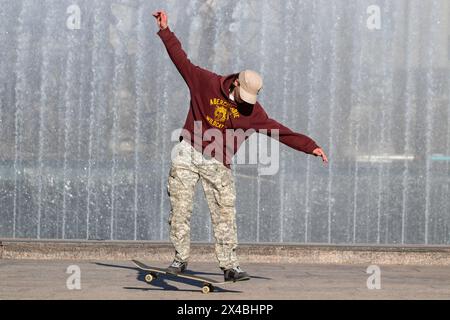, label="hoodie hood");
[220,73,239,98]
